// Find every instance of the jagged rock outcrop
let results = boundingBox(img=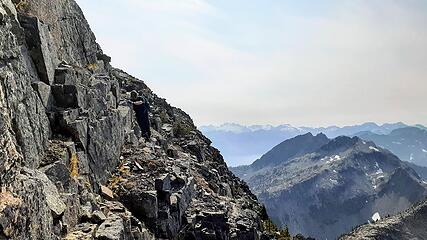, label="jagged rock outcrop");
[0,0,271,239]
[340,198,427,240]
[232,134,427,240]
[108,69,268,240]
